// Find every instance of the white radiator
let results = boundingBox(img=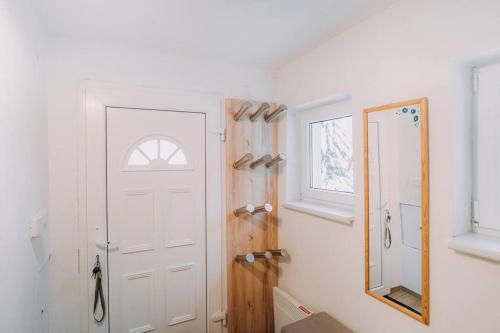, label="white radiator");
[273,287,313,333]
